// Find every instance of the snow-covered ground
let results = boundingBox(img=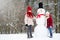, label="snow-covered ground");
[0,33,60,40]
